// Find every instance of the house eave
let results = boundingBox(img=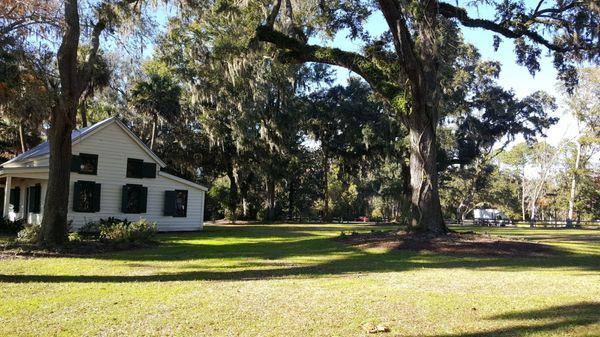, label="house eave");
[0,166,50,178]
[158,171,208,191]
